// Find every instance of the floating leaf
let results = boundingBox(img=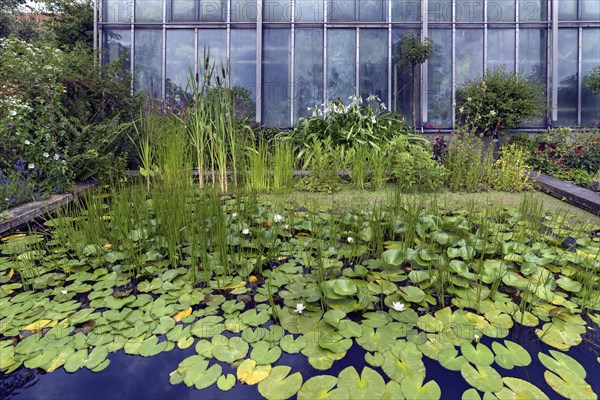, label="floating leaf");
[438,348,468,371]
[212,335,249,363]
[257,365,303,400]
[399,286,426,303]
[462,388,482,400]
[544,369,596,400]
[298,375,348,400]
[365,351,384,367]
[337,366,386,400]
[179,356,222,390]
[535,323,582,350]
[280,334,307,354]
[383,380,405,400]
[237,359,272,385]
[496,377,549,400]
[217,374,236,391]
[491,341,531,370]
[251,341,282,364]
[381,342,425,383]
[173,307,192,322]
[461,363,503,393]
[401,376,441,400]
[461,343,494,366]
[538,350,586,379]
